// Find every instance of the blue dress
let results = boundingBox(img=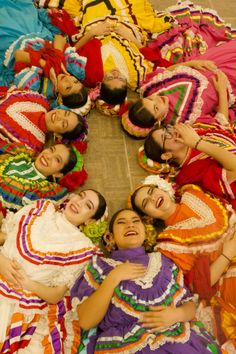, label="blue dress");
[0,0,58,85]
